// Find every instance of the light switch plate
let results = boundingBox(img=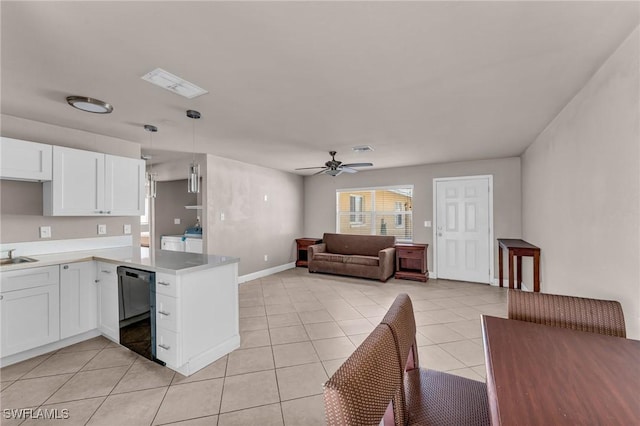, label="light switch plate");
[174,218,181,225]
[98,224,107,235]
[264,194,268,202]
[220,212,225,221]
[40,226,51,239]
[123,224,131,234]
